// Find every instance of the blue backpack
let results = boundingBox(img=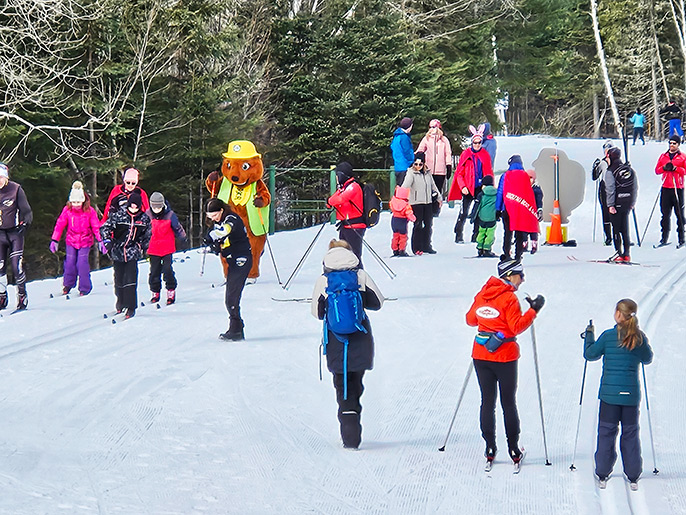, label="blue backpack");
[322,269,367,399]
